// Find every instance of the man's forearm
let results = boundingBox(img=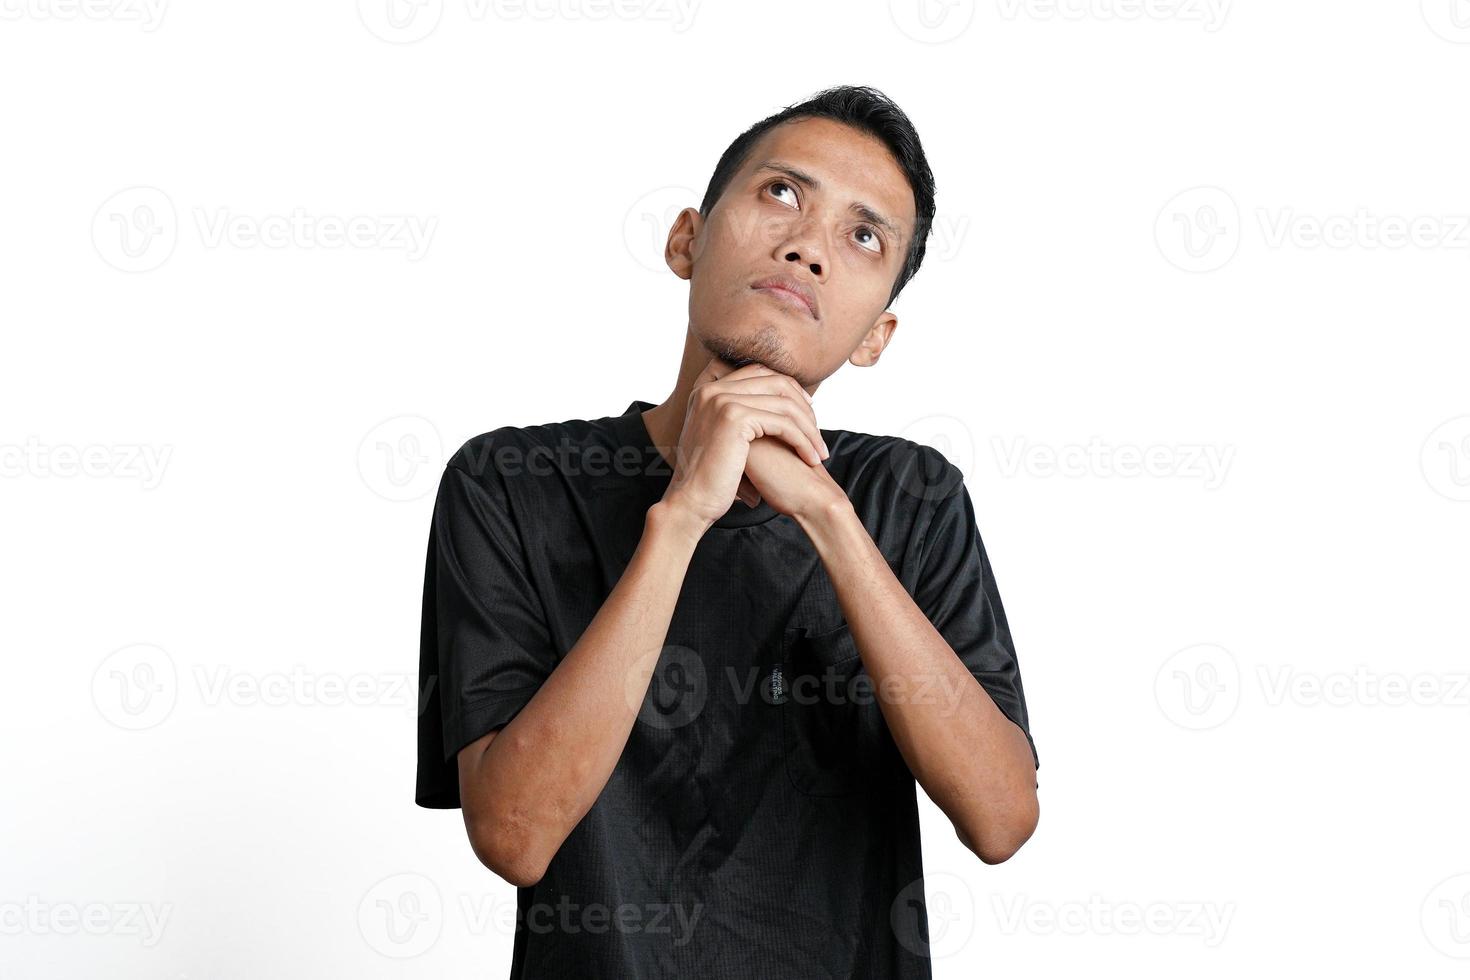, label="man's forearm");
[461,499,708,882]
[794,498,1039,864]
